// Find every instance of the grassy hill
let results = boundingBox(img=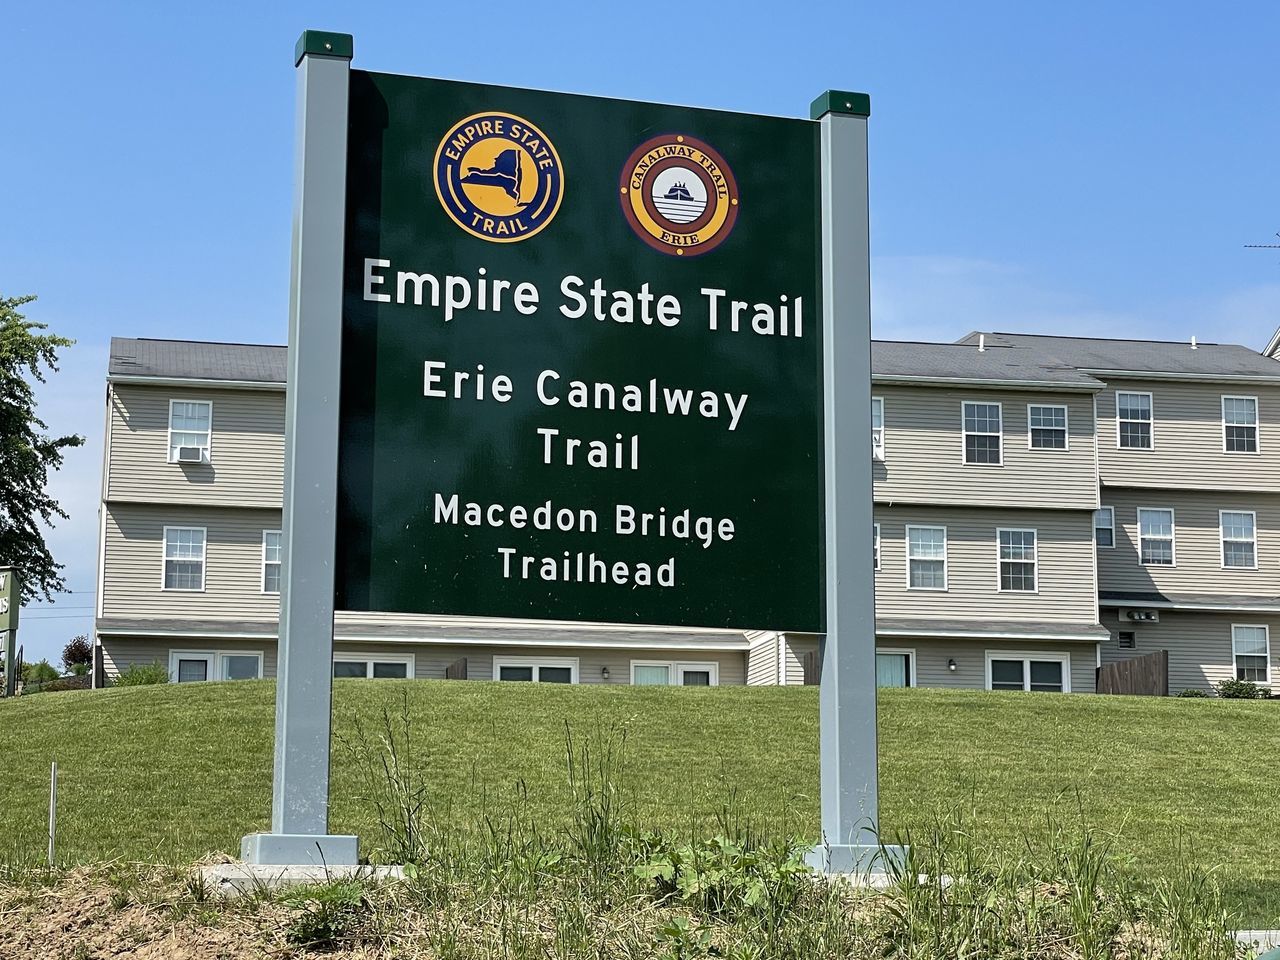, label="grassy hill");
[0,681,1275,923]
